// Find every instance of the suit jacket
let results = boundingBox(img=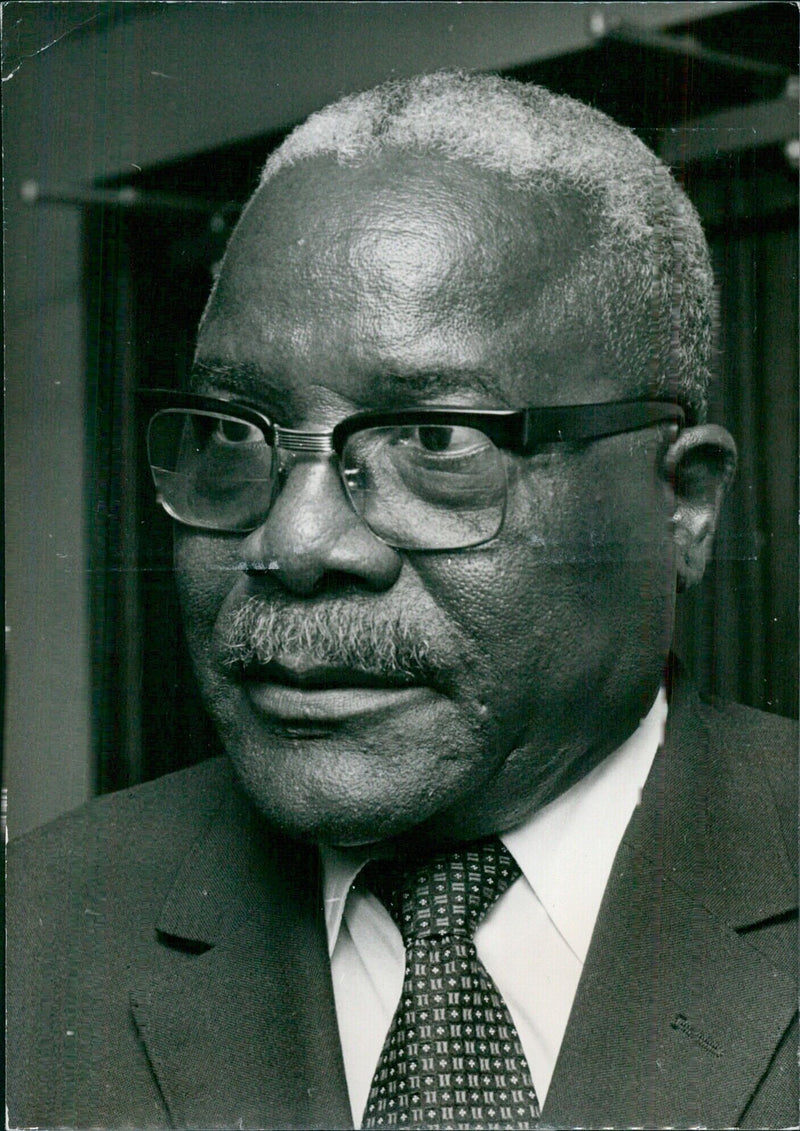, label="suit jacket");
[7,673,798,1130]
